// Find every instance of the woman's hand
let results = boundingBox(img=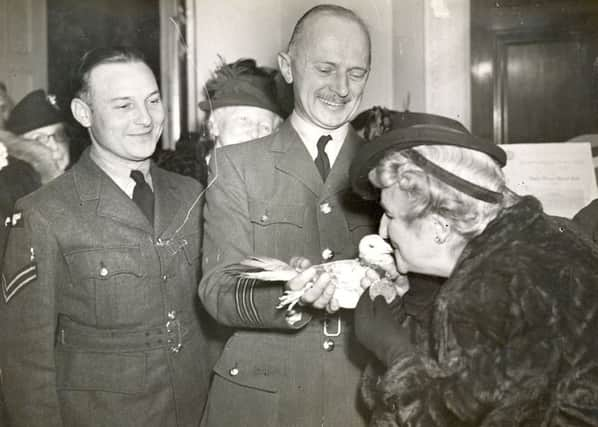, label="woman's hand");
[354,293,414,367]
[360,268,381,290]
